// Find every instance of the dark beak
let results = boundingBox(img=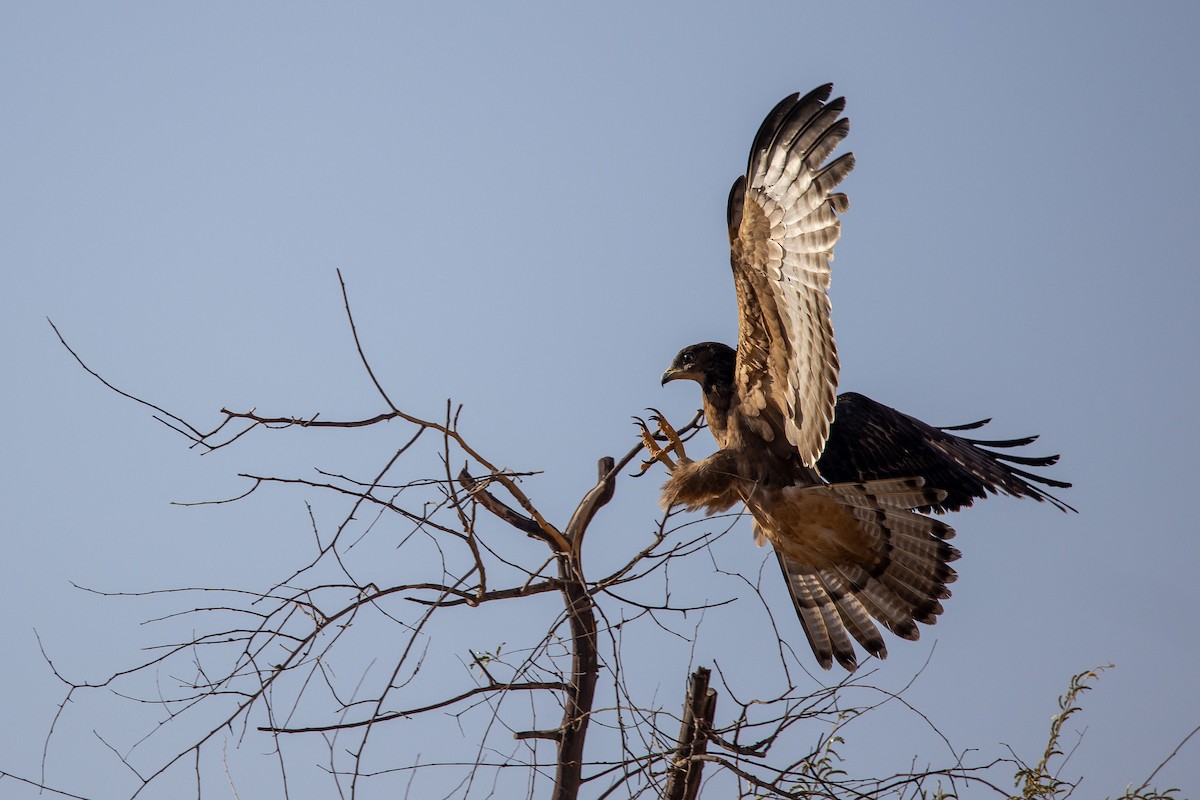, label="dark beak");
[661,367,681,386]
